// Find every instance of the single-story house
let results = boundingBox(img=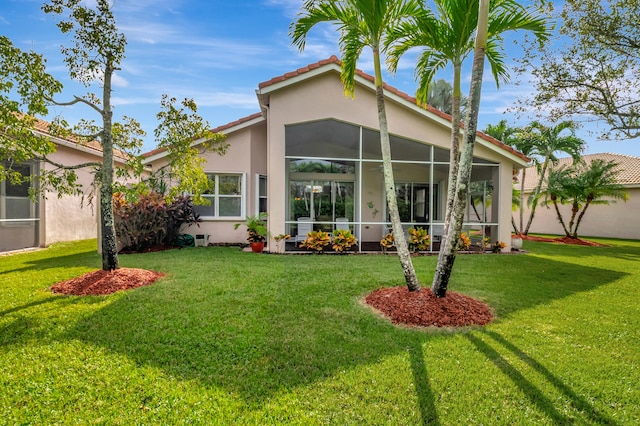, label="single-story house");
[144,56,529,252]
[520,152,640,240]
[0,118,127,253]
